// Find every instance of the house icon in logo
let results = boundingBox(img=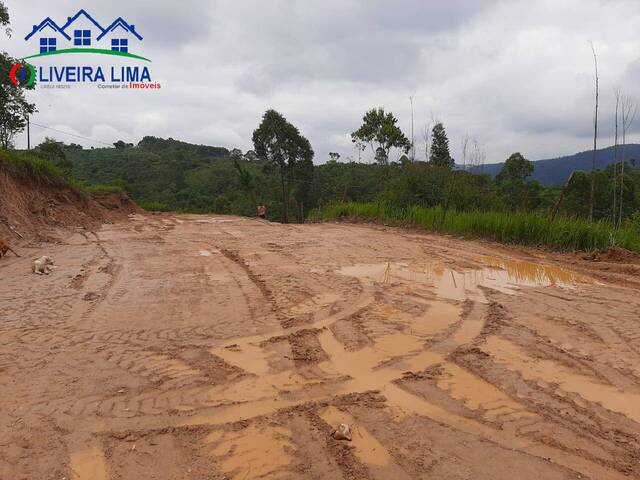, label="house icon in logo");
[24,9,144,57]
